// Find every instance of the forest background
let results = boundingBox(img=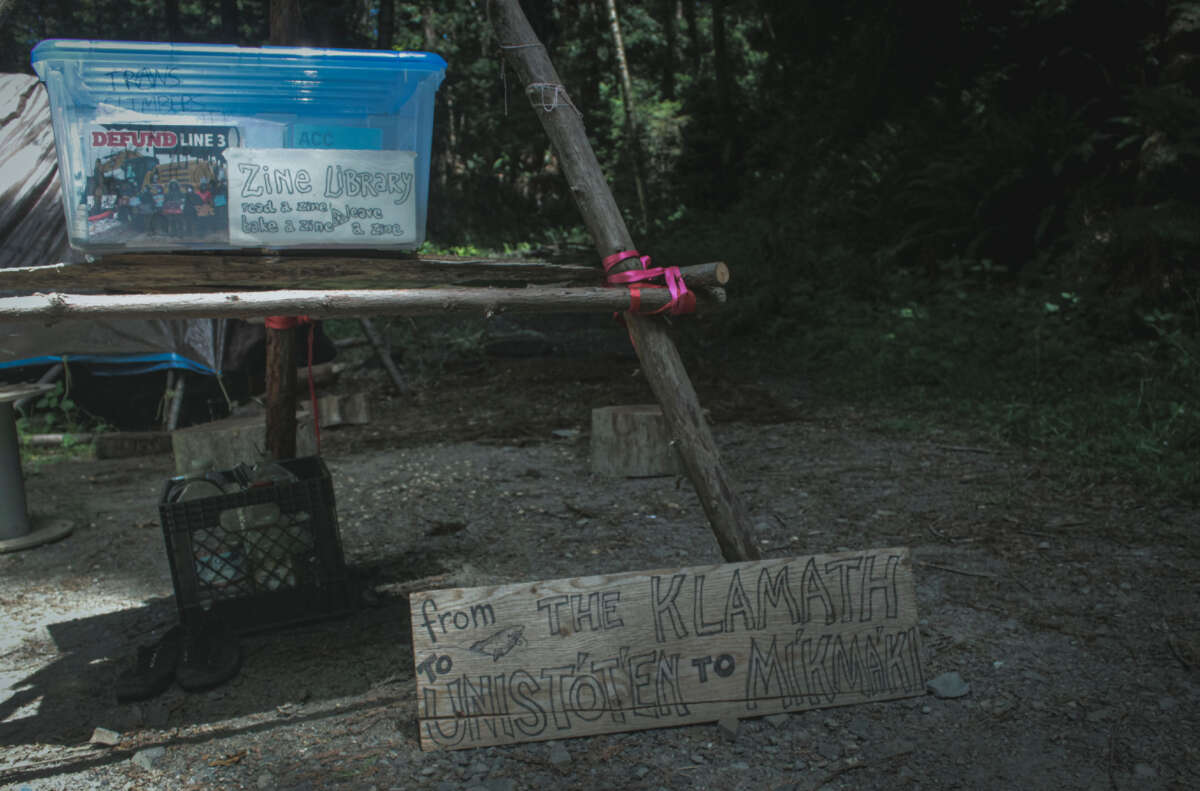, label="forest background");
[2,0,1198,498]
